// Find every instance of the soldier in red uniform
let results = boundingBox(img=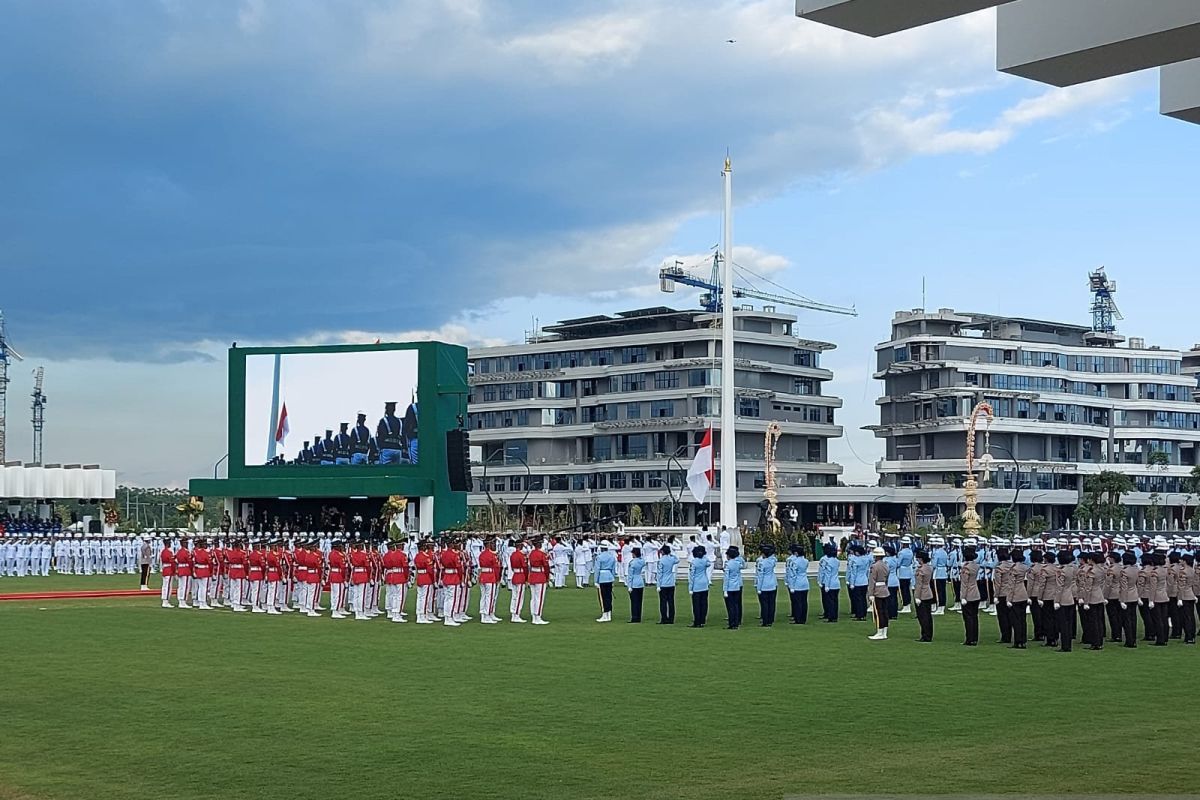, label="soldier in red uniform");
[527,536,551,625]
[382,540,410,622]
[478,537,502,624]
[509,539,529,623]
[210,539,227,609]
[227,540,248,612]
[439,539,464,626]
[293,541,310,613]
[280,541,296,613]
[368,542,384,618]
[414,540,437,623]
[174,539,193,609]
[265,543,283,615]
[328,542,349,619]
[192,539,214,610]
[247,542,267,613]
[349,541,371,620]
[454,538,473,623]
[159,540,176,609]
[303,542,324,617]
